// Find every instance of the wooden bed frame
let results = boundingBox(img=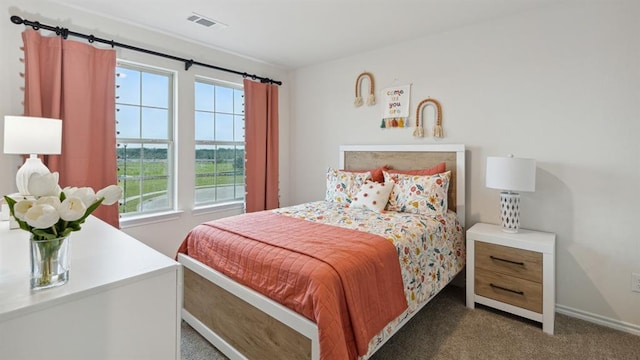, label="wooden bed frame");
[178,144,466,360]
